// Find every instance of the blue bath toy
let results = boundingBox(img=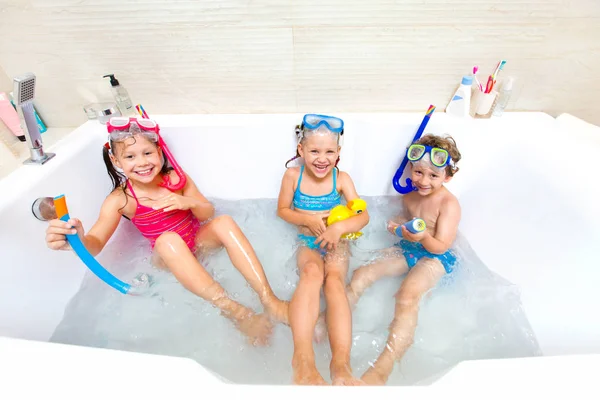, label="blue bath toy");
[395,218,427,237]
[392,105,436,194]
